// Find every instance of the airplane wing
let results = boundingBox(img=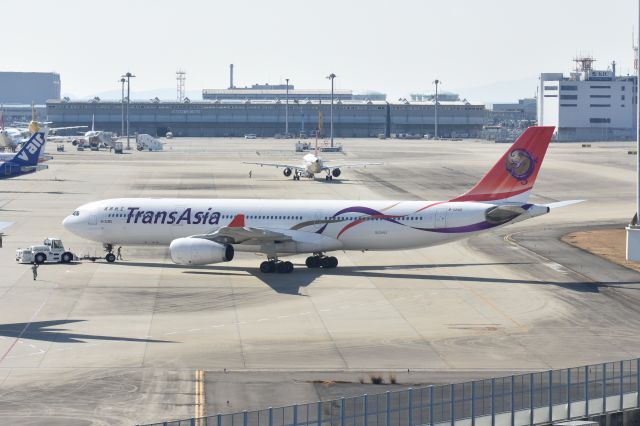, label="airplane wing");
[46,135,82,143]
[194,226,293,246]
[242,161,304,171]
[322,162,382,170]
[49,126,88,131]
[0,221,13,234]
[186,214,343,253]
